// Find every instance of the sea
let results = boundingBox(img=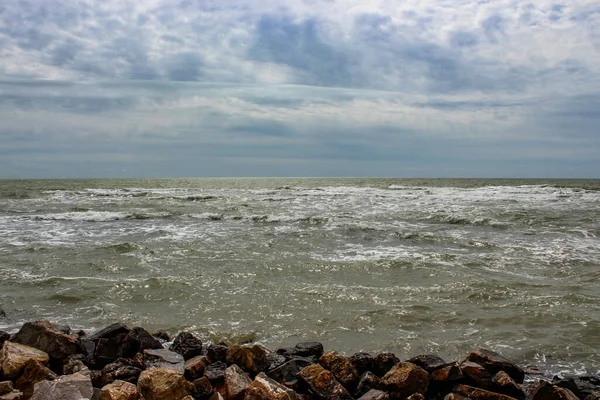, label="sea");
[1,178,599,377]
